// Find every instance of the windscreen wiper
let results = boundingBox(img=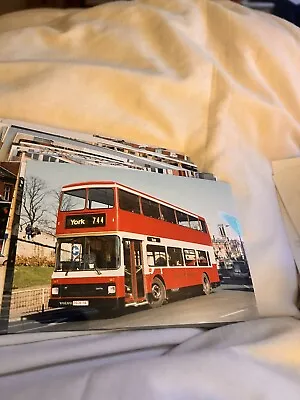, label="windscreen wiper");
[94,265,102,275]
[65,264,75,276]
